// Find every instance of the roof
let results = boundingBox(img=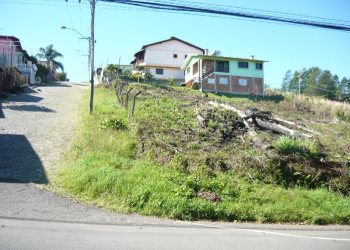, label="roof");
[181,54,268,70]
[0,35,23,51]
[141,36,204,53]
